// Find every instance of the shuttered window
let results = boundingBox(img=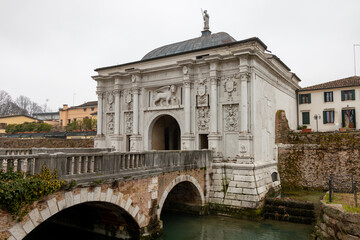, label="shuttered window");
[324,92,333,102]
[302,112,310,124]
[323,111,334,124]
[341,90,355,101]
[299,93,311,104]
